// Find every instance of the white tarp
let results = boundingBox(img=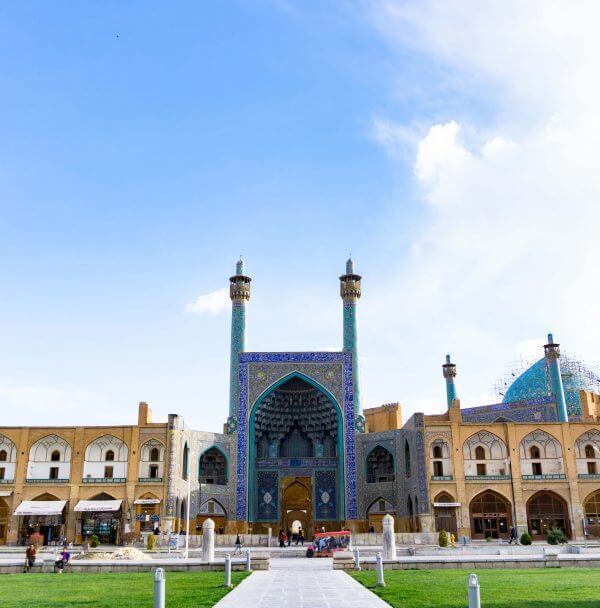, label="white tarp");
[14,500,67,516]
[433,502,461,507]
[74,500,122,512]
[0,490,12,497]
[133,498,160,505]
